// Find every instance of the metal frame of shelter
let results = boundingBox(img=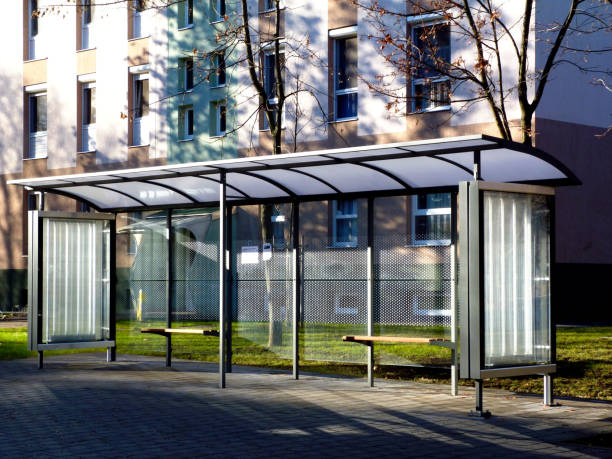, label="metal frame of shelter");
[10,135,579,414]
